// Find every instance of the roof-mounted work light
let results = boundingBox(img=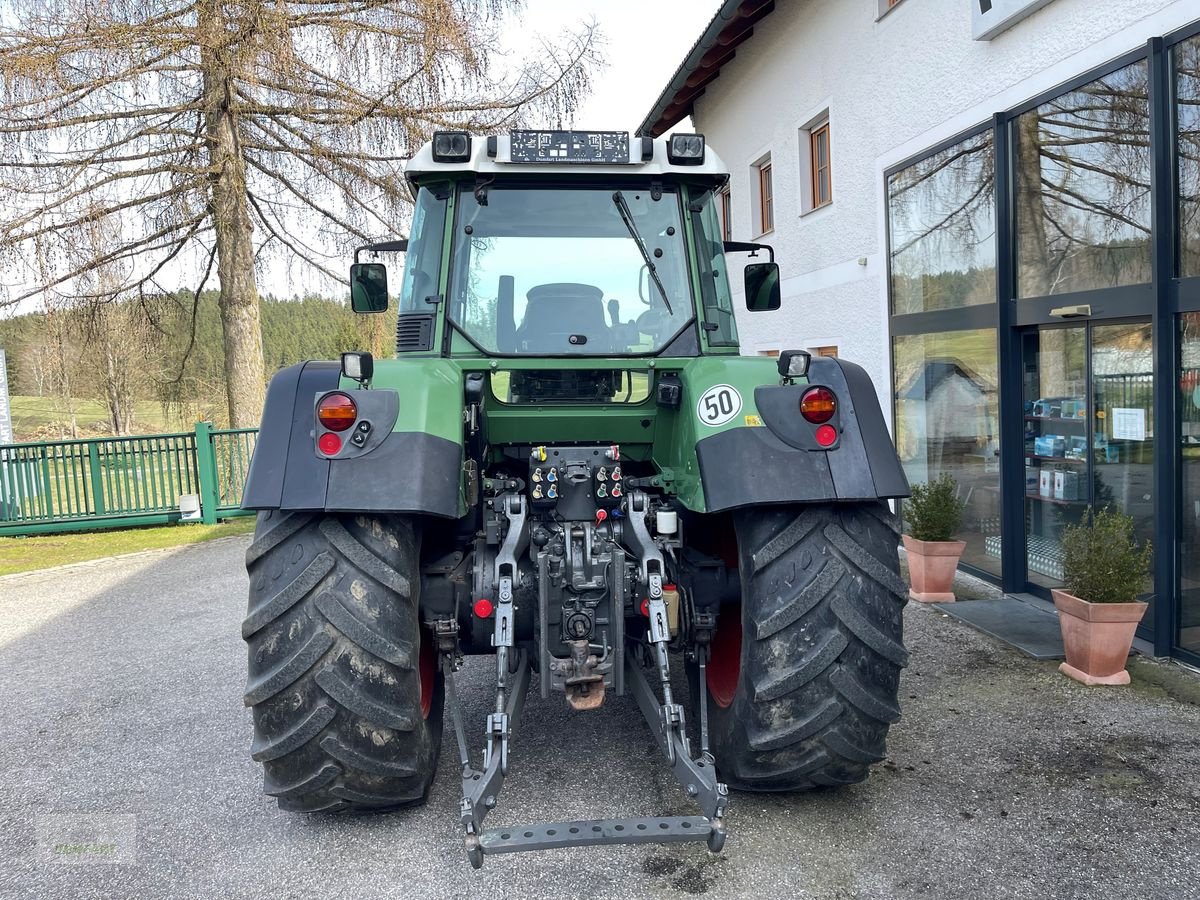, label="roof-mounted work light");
[432,131,471,162]
[667,133,705,165]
